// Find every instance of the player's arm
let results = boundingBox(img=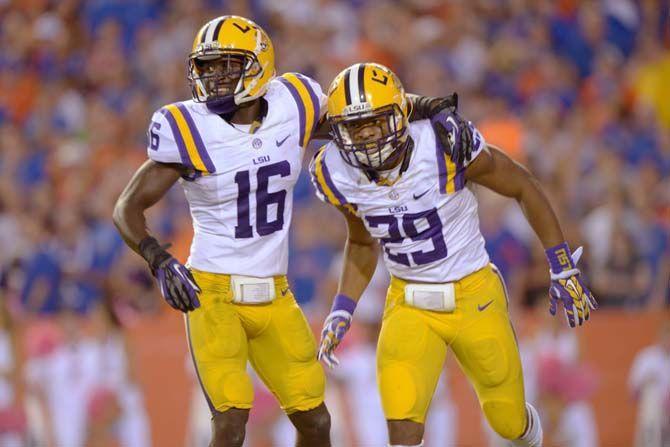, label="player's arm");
[318,208,378,368]
[113,160,182,252]
[113,160,201,313]
[466,145,597,327]
[310,93,475,162]
[337,208,378,301]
